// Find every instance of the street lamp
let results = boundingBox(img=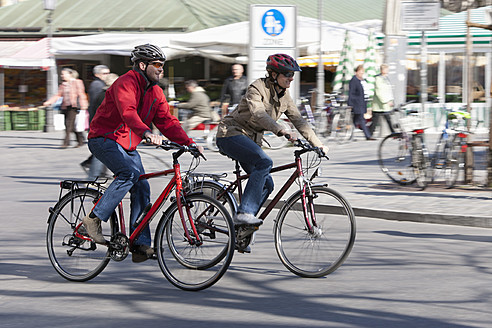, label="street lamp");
[44,0,57,132]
